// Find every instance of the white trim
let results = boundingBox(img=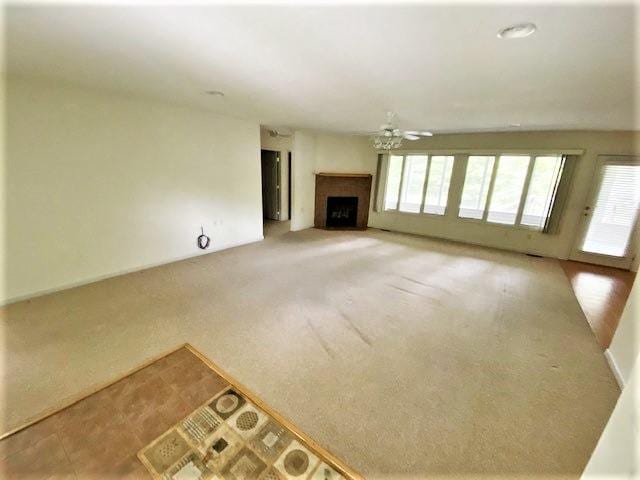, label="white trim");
[604,349,625,388]
[1,235,264,306]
